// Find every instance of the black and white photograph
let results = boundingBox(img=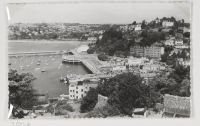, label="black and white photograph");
[6,0,192,119]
